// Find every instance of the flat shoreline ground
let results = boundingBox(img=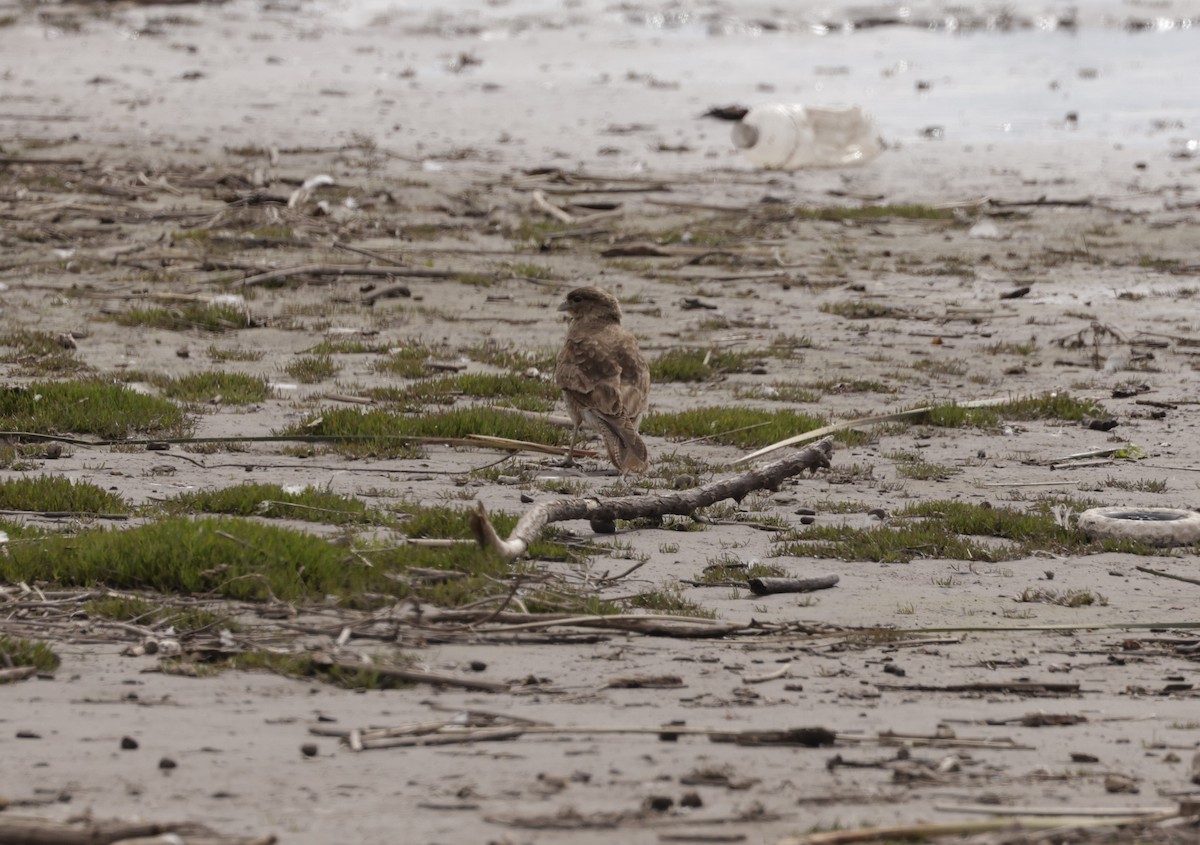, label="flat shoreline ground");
[2,3,1200,844]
